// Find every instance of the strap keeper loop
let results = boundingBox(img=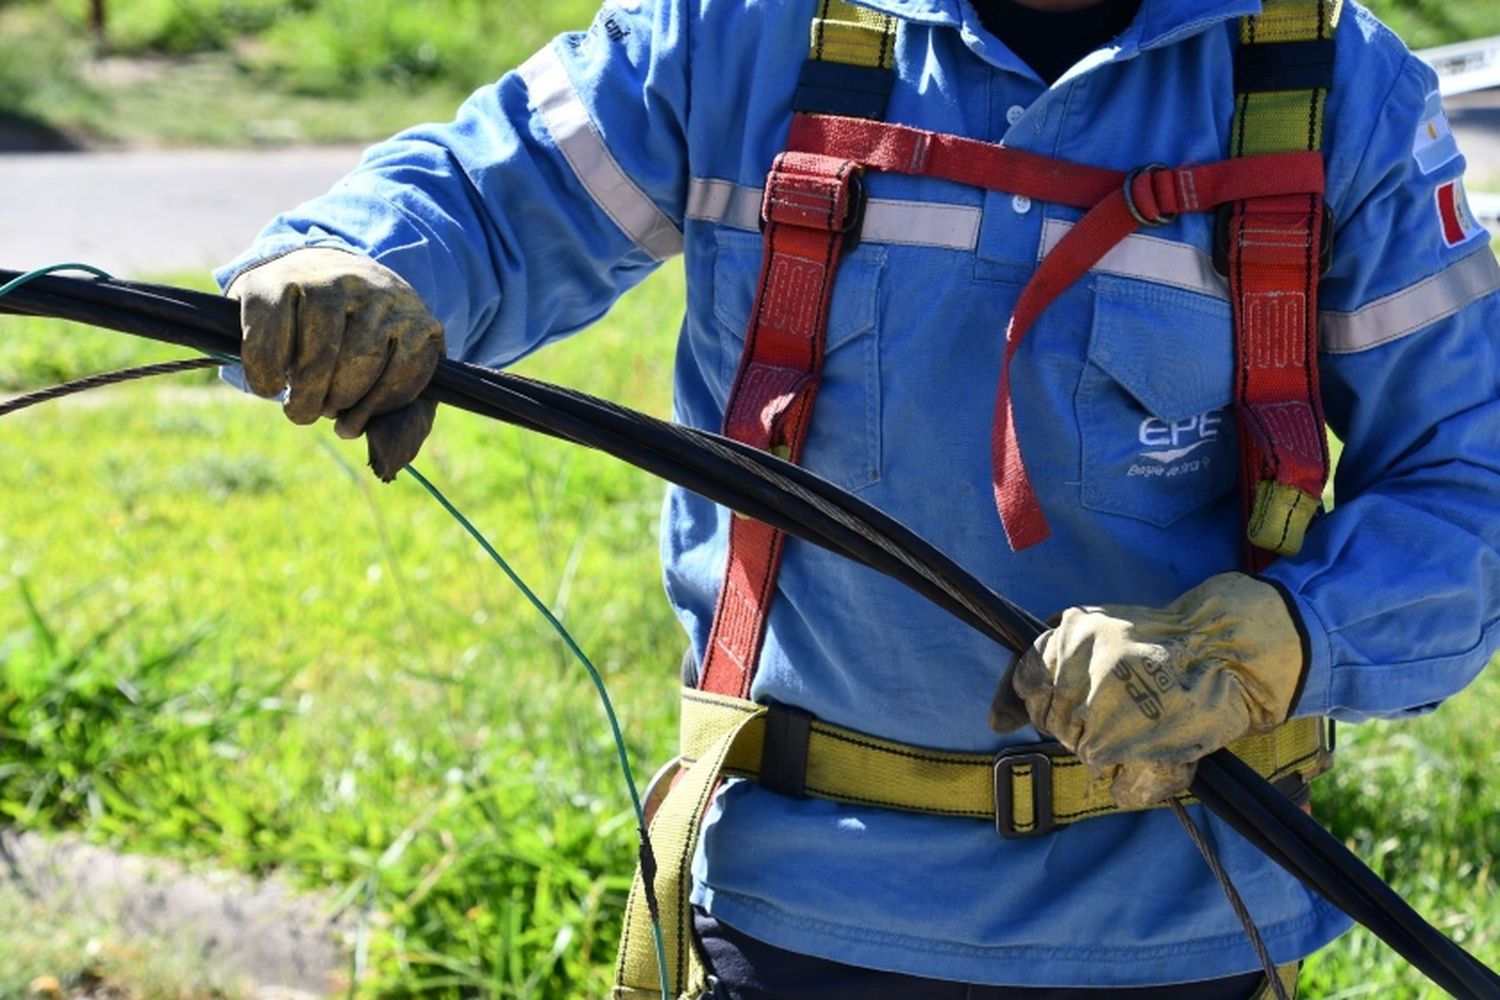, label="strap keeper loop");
[1213,201,1335,277]
[761,702,815,799]
[760,154,868,251]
